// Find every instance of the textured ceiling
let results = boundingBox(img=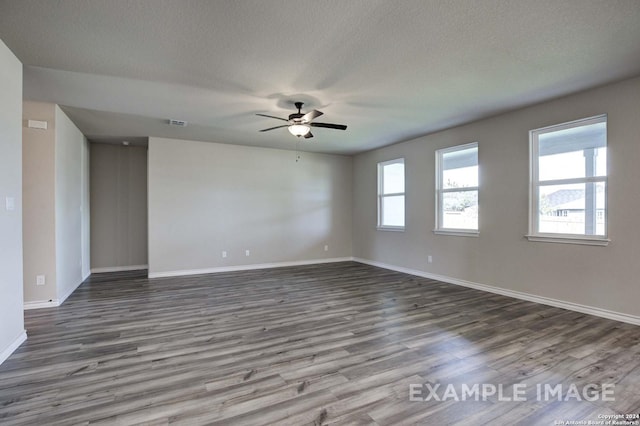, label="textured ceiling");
[1,0,640,154]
